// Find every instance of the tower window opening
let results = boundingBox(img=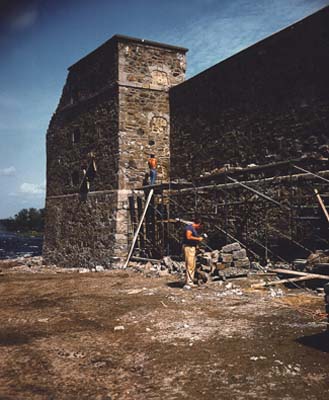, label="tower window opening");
[72,128,81,144]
